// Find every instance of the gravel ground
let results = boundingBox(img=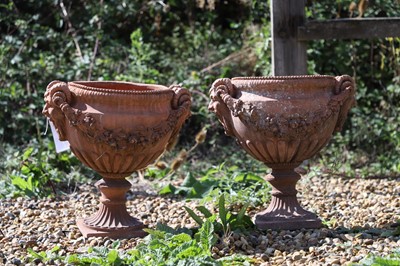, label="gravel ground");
[0,174,399,265]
